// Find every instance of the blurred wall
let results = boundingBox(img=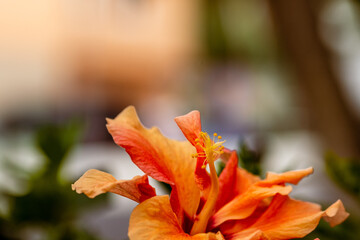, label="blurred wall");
[0,0,199,118]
